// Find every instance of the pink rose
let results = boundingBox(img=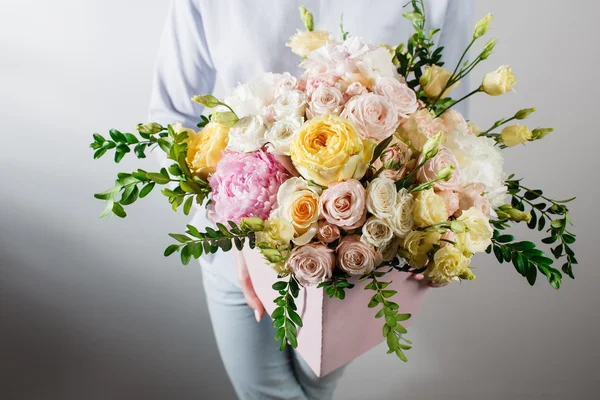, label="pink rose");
[316,220,341,244]
[336,235,382,276]
[287,243,335,286]
[397,109,446,151]
[306,85,345,119]
[207,150,291,224]
[373,139,415,181]
[373,77,418,119]
[460,183,492,217]
[304,74,340,98]
[341,93,400,141]
[274,72,298,97]
[417,148,463,191]
[440,109,469,135]
[343,82,368,102]
[437,190,460,217]
[320,179,367,230]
